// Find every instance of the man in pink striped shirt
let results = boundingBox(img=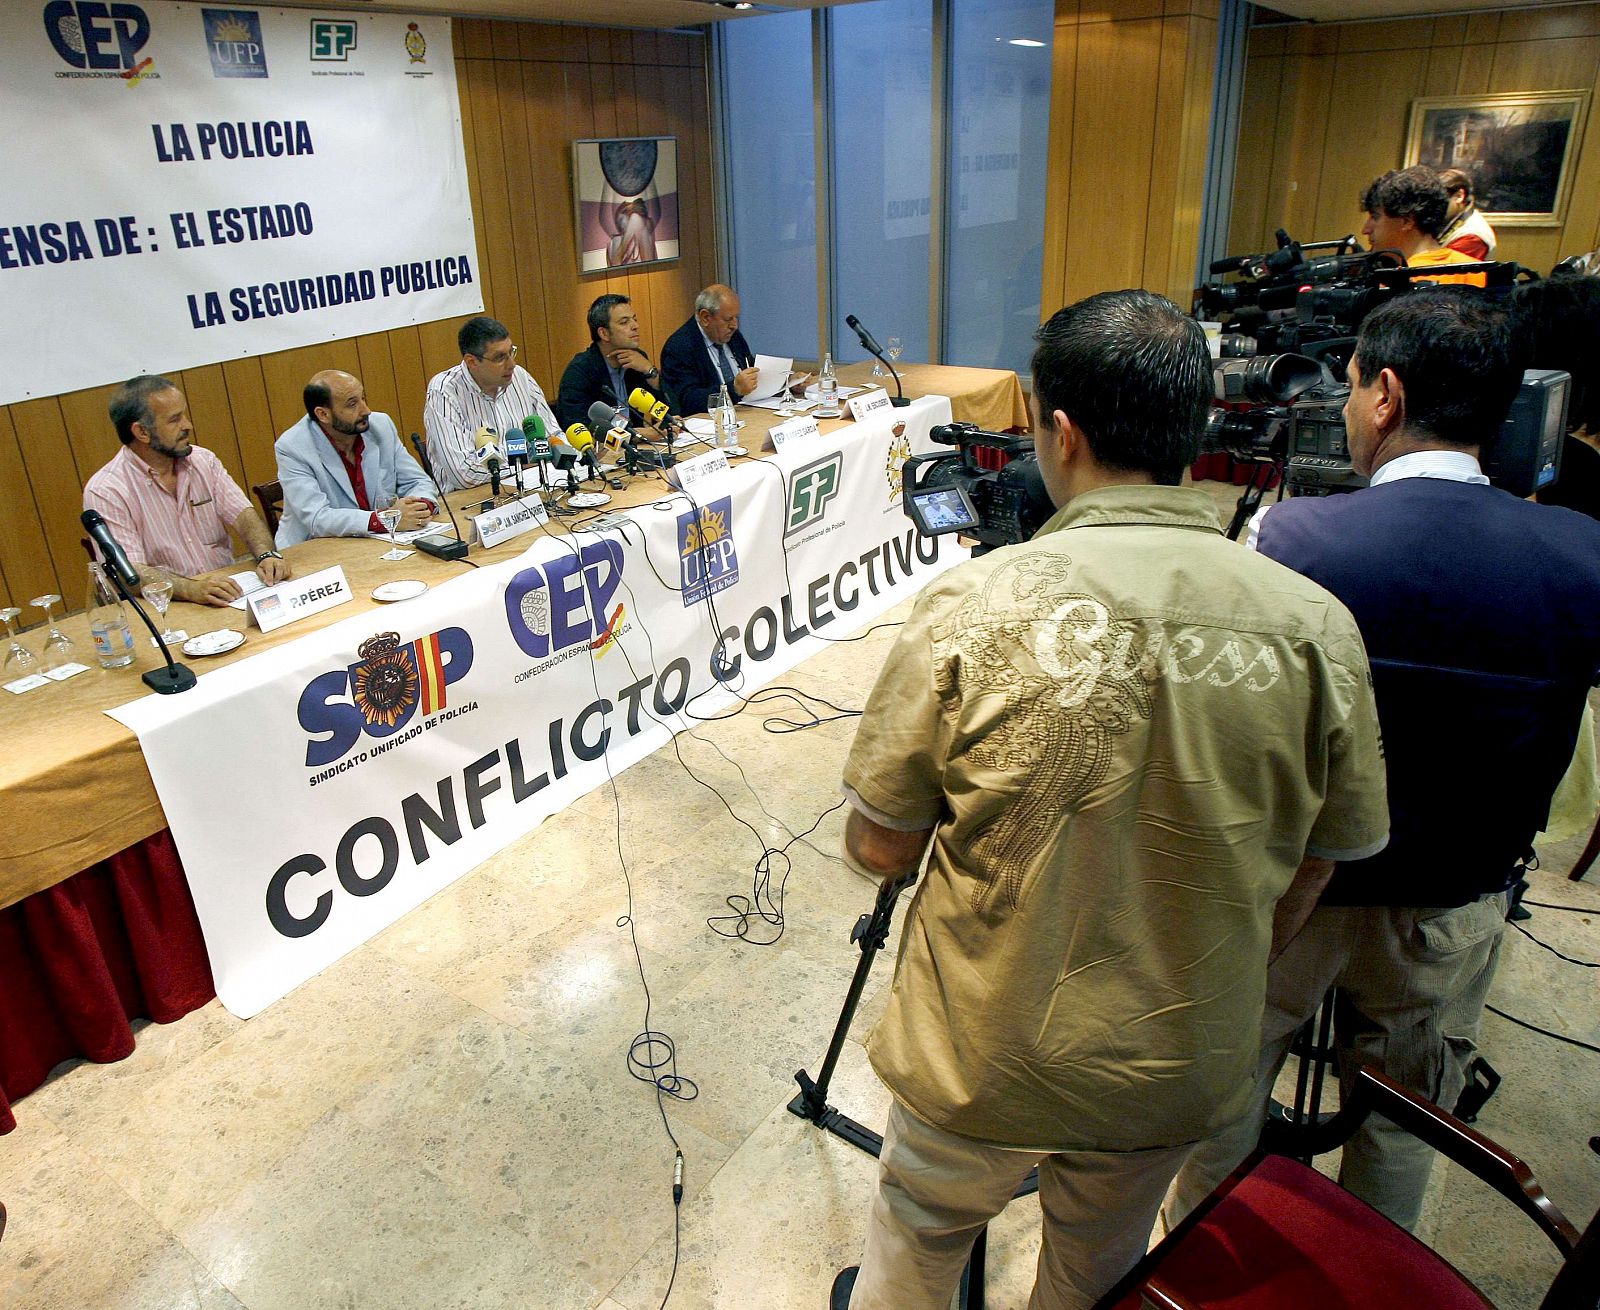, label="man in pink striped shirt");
[83,375,291,606]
